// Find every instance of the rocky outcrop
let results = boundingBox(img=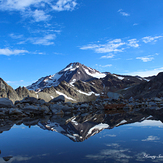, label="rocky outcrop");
[0,78,19,102]
[15,86,37,99]
[0,92,163,121]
